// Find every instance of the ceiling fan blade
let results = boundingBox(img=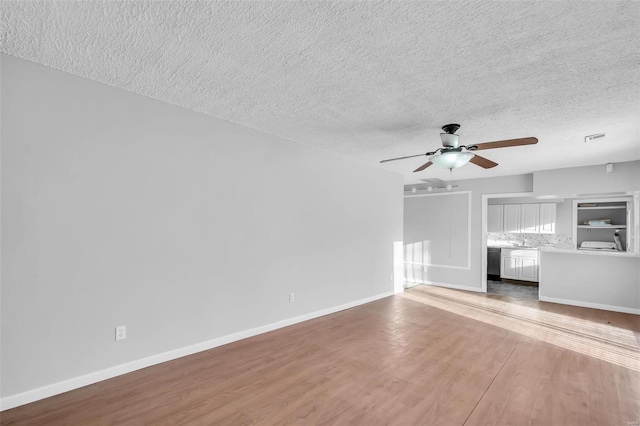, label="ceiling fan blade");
[470,154,498,169]
[413,161,433,172]
[471,137,538,151]
[380,153,425,163]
